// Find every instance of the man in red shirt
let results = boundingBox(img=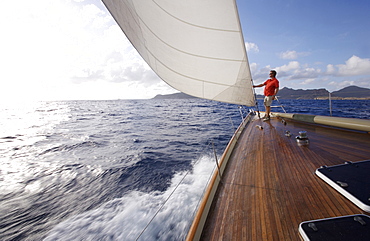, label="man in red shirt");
[253,70,279,121]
